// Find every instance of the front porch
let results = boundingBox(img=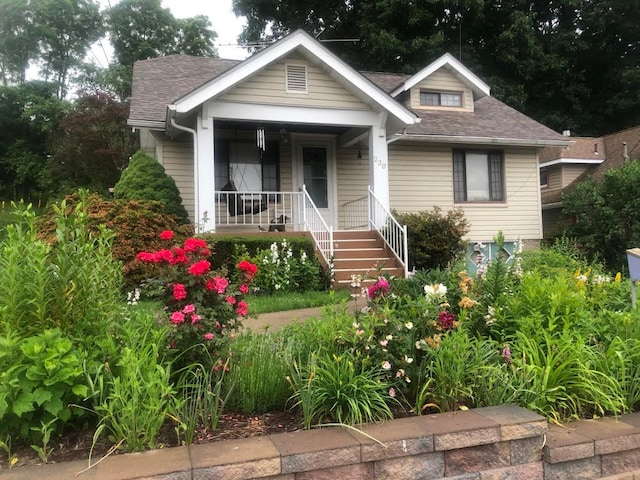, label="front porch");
[213,187,408,283]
